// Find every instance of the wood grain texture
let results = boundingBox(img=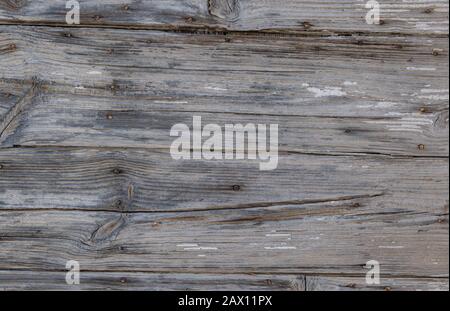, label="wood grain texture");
[0,148,448,280]
[0,0,448,291]
[0,0,448,34]
[0,148,448,214]
[0,26,448,156]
